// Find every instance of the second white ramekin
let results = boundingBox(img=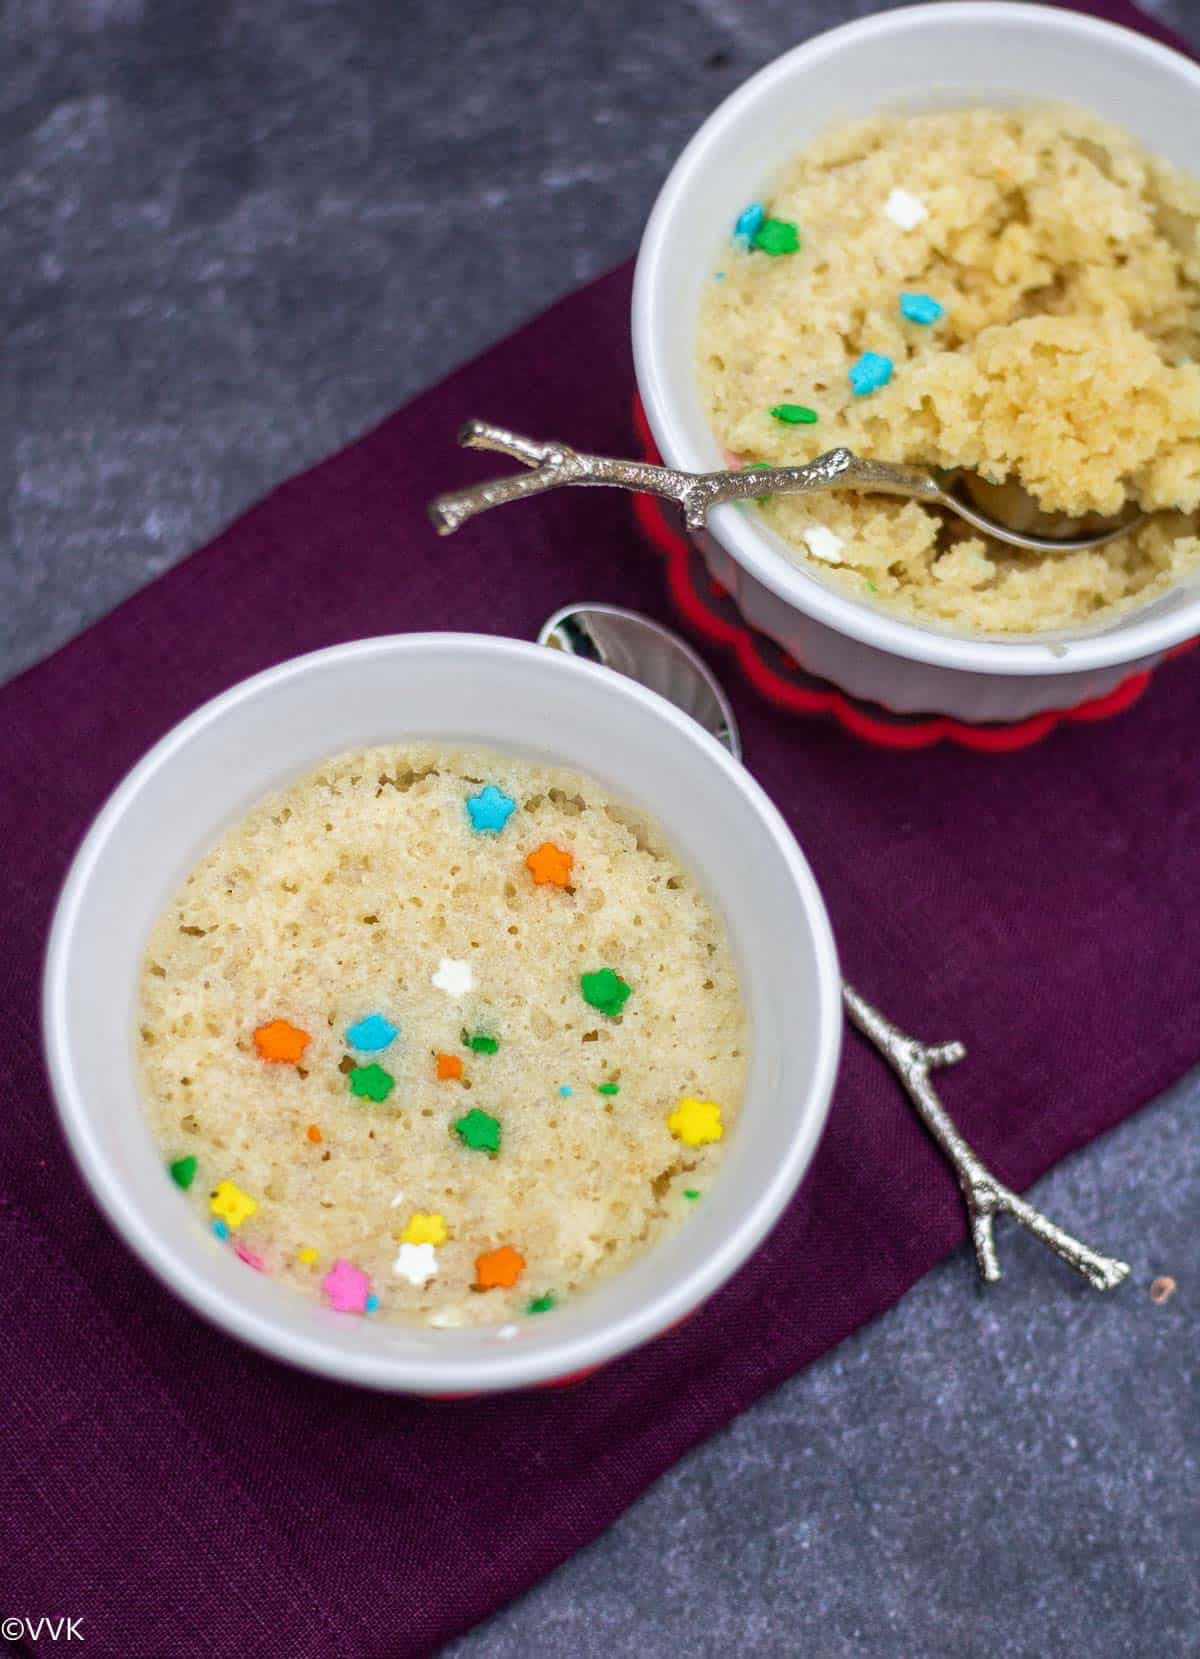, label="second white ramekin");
[633,2,1200,720]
